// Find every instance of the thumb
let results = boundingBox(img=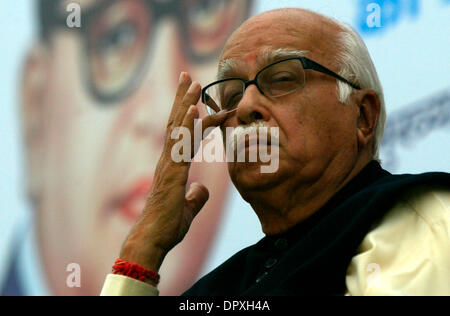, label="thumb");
[185,182,210,218]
